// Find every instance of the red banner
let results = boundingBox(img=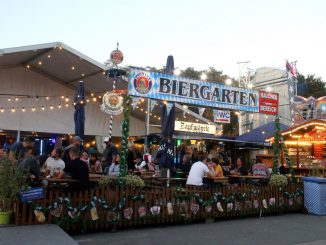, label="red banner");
[259,91,278,115]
